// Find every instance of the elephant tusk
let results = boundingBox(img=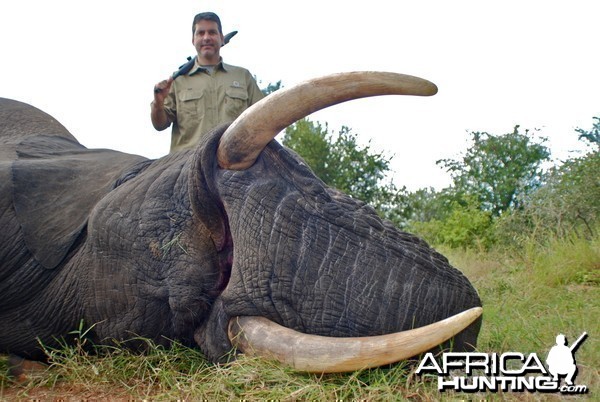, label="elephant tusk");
[217,71,438,170]
[227,306,482,373]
